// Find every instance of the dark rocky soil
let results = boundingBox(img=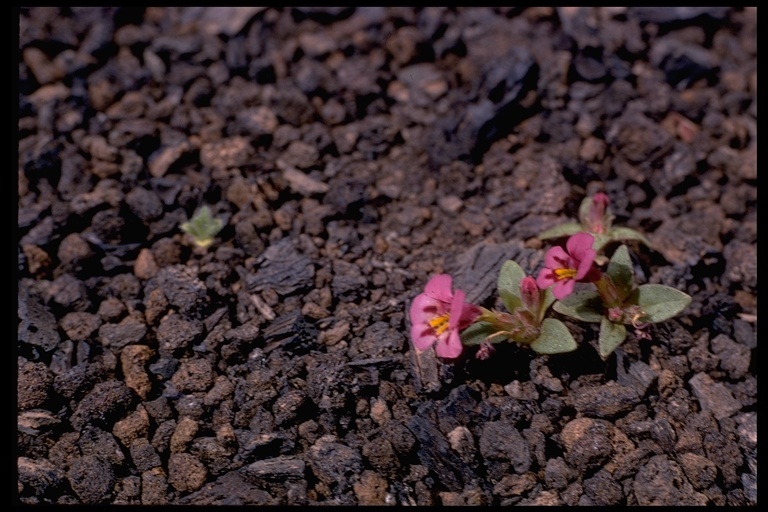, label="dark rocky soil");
[16,7,756,506]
